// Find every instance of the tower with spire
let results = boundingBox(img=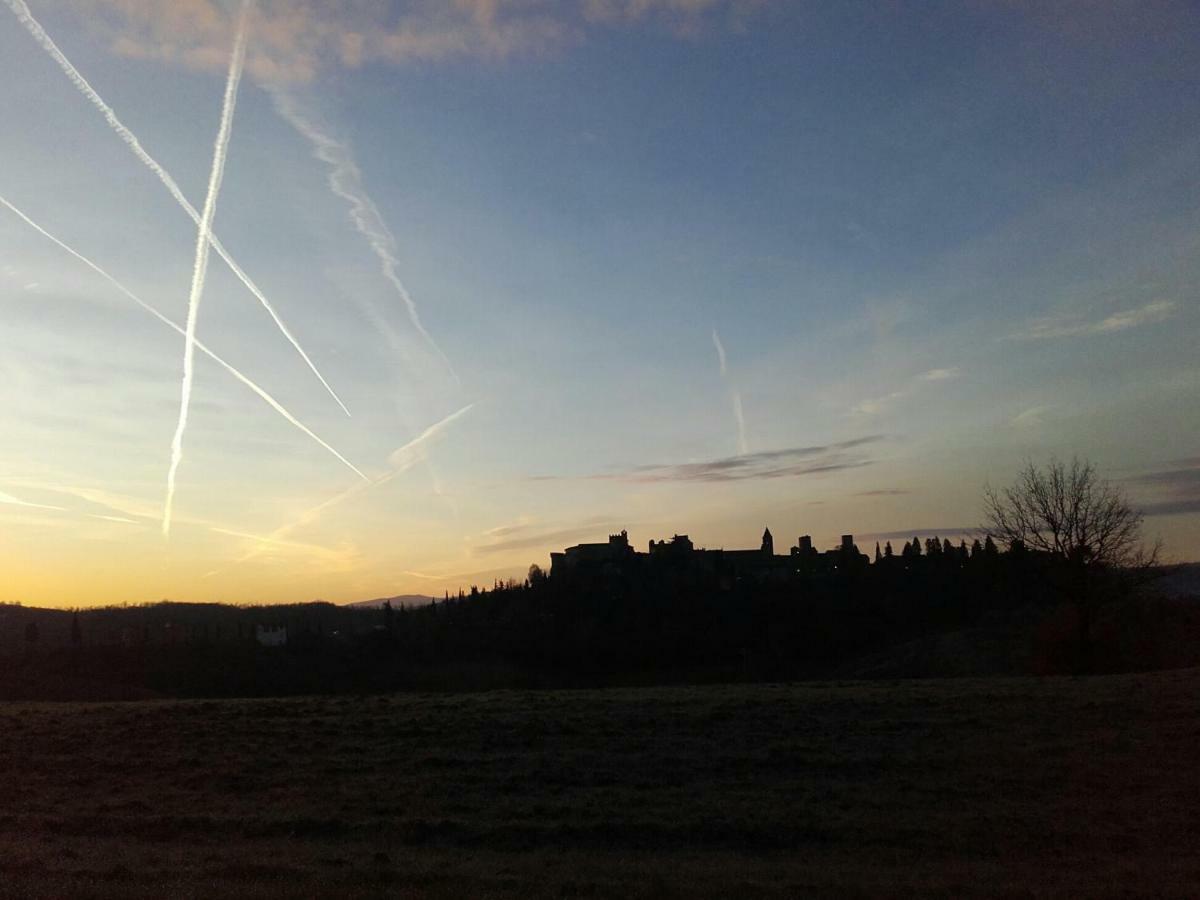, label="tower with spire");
[761,527,774,556]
